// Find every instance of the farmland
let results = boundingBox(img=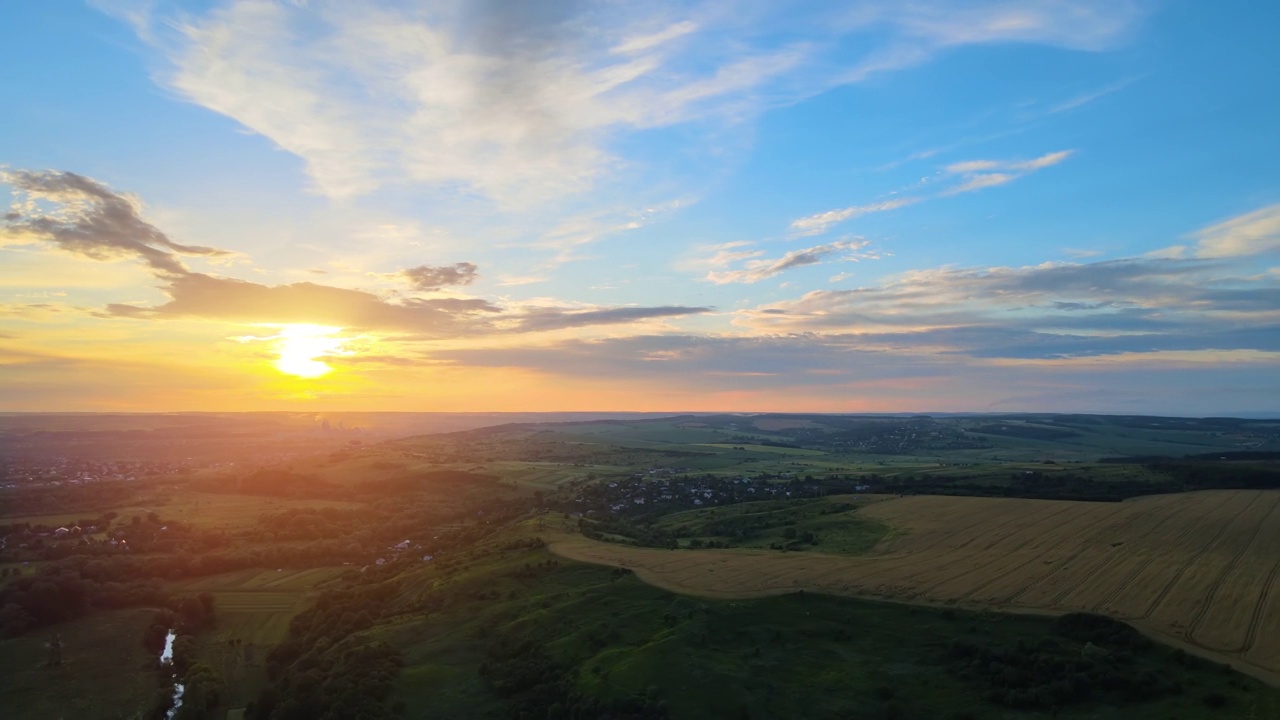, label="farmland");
[549,489,1280,685]
[167,567,348,708]
[5,411,1280,718]
[170,567,347,645]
